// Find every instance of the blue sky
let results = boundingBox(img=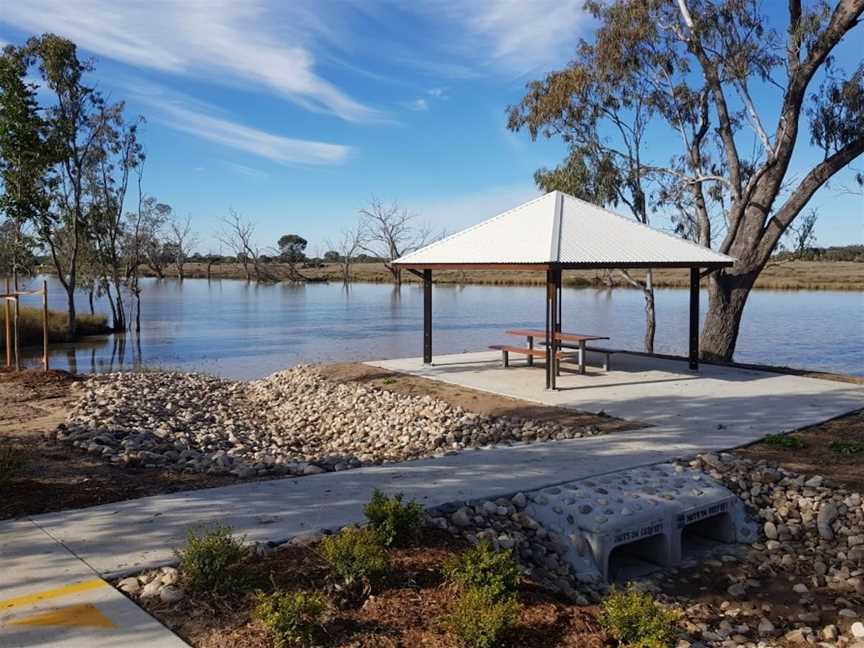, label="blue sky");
[0,1,861,254]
